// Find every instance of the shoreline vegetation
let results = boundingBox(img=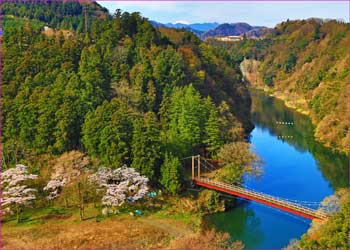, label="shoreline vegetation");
[240,54,348,155]
[240,58,310,116]
[213,18,349,154]
[2,1,349,249]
